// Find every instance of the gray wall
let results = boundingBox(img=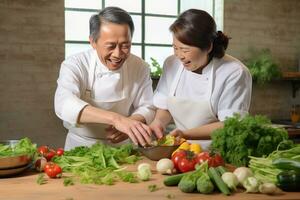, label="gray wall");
[0,0,299,147]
